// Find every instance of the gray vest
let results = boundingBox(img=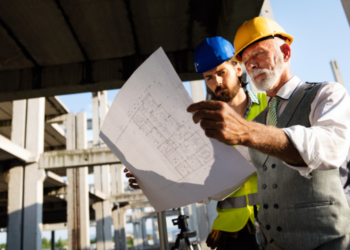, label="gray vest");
[249,83,350,250]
